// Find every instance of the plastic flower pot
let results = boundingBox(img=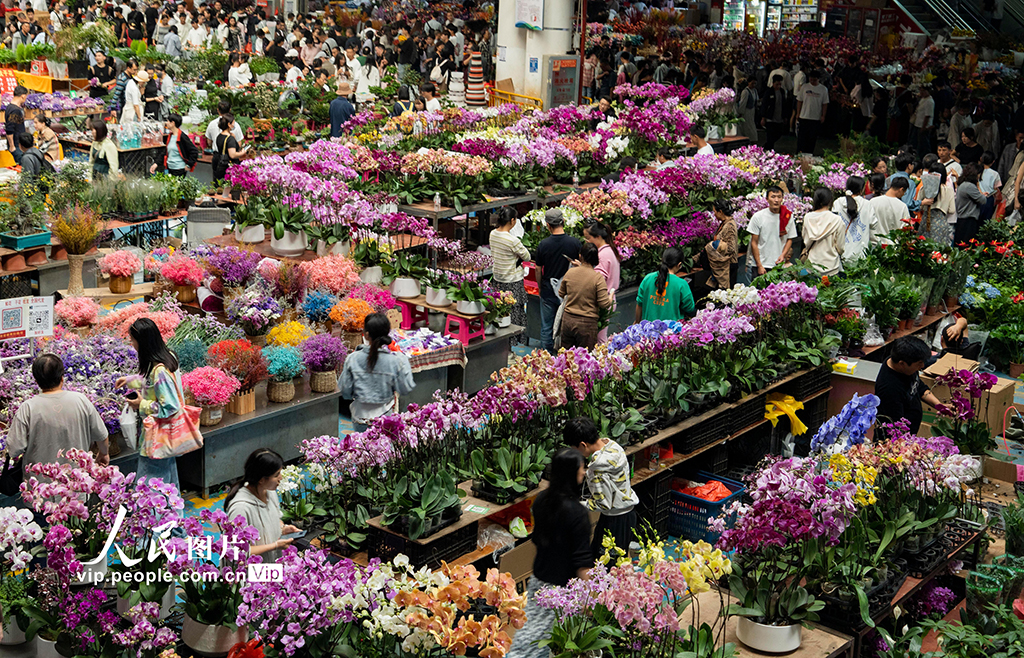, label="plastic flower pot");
[736,618,802,653]
[181,615,248,658]
[498,316,512,328]
[426,286,451,307]
[0,614,27,645]
[725,123,739,137]
[267,379,296,403]
[456,300,486,315]
[108,275,133,294]
[1011,363,1024,379]
[359,265,383,285]
[234,225,265,244]
[174,284,197,304]
[37,637,61,658]
[390,277,421,299]
[270,230,307,257]
[199,405,225,426]
[310,370,337,393]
